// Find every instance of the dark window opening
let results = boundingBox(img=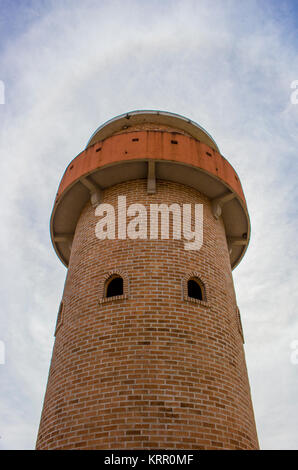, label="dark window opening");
[57,302,63,323]
[187,279,203,301]
[106,276,123,298]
